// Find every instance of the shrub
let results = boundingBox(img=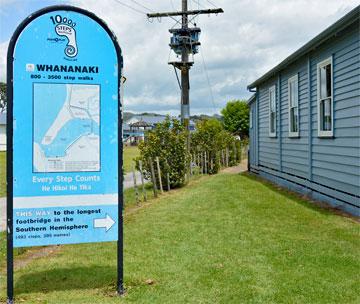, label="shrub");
[136,117,190,189]
[190,119,239,174]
